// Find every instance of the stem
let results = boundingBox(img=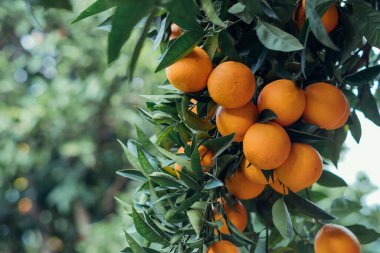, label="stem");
[265,227,269,253]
